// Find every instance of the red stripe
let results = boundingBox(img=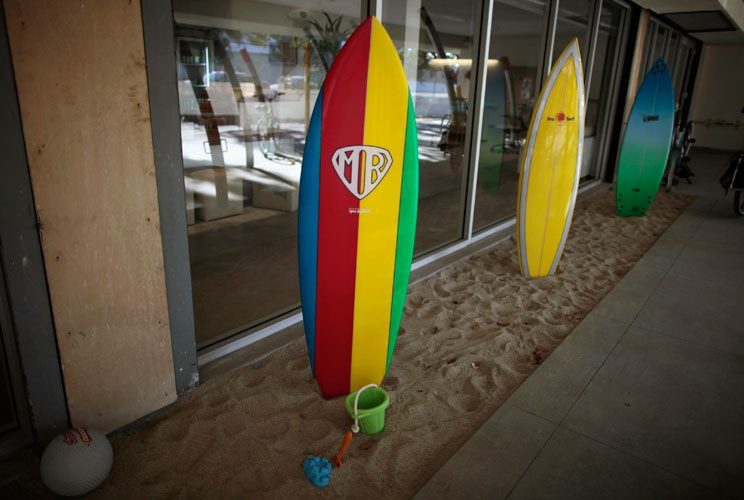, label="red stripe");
[314,18,372,398]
